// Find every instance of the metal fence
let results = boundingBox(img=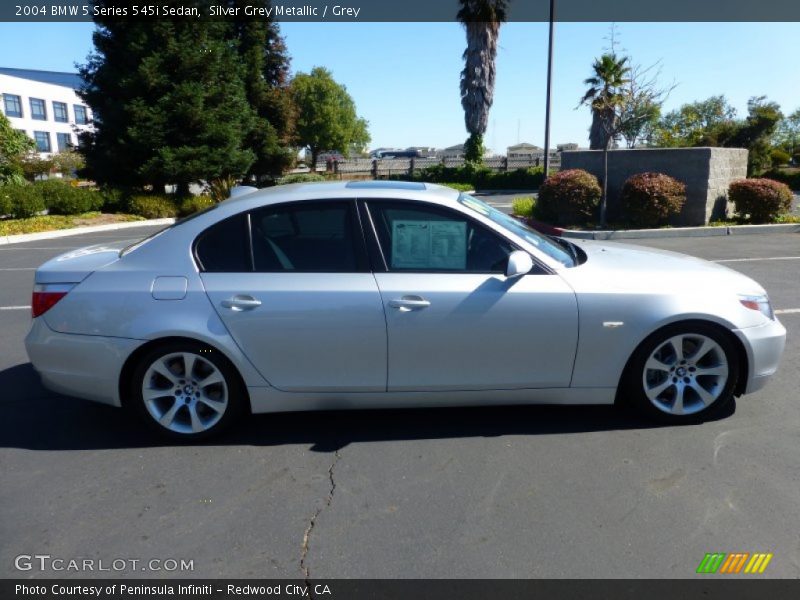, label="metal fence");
[314,155,560,178]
